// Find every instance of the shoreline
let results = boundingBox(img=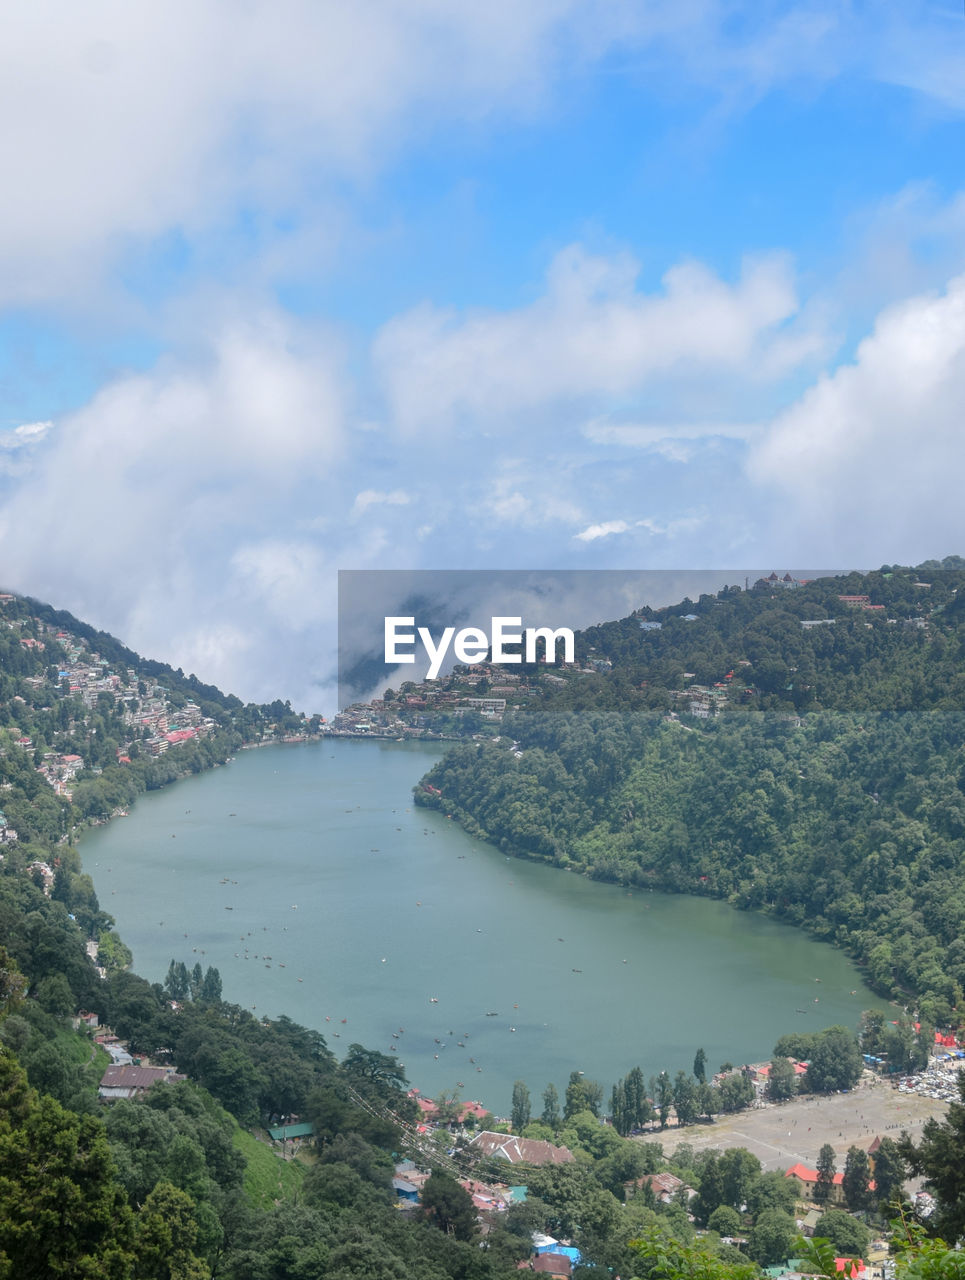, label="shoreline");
[81,736,887,1117]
